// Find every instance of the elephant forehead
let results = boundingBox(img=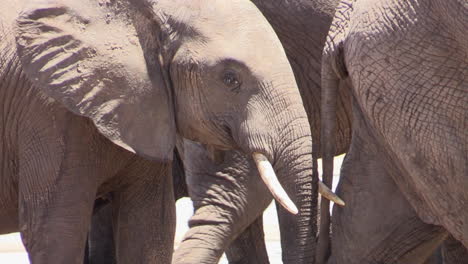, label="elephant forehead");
[160,0,288,61]
[176,37,292,81]
[158,0,262,27]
